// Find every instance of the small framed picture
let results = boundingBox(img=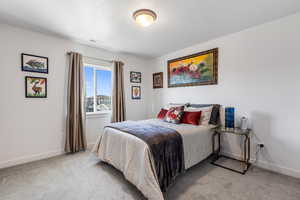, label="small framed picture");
[131,86,141,100]
[130,71,141,83]
[25,76,47,98]
[153,72,163,89]
[22,53,49,74]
